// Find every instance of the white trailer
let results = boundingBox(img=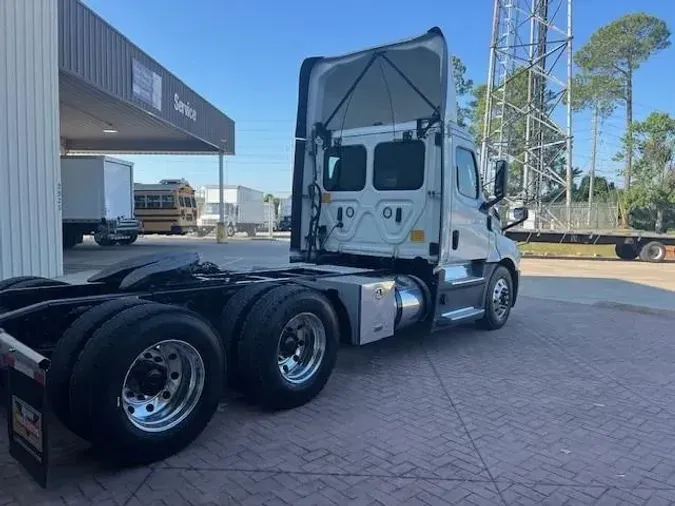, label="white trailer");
[197,185,265,236]
[60,156,140,248]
